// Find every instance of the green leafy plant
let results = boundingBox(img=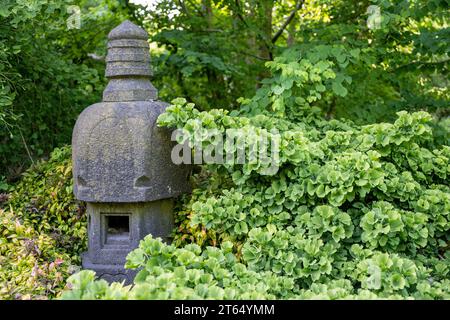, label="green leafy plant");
[61,90,449,299]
